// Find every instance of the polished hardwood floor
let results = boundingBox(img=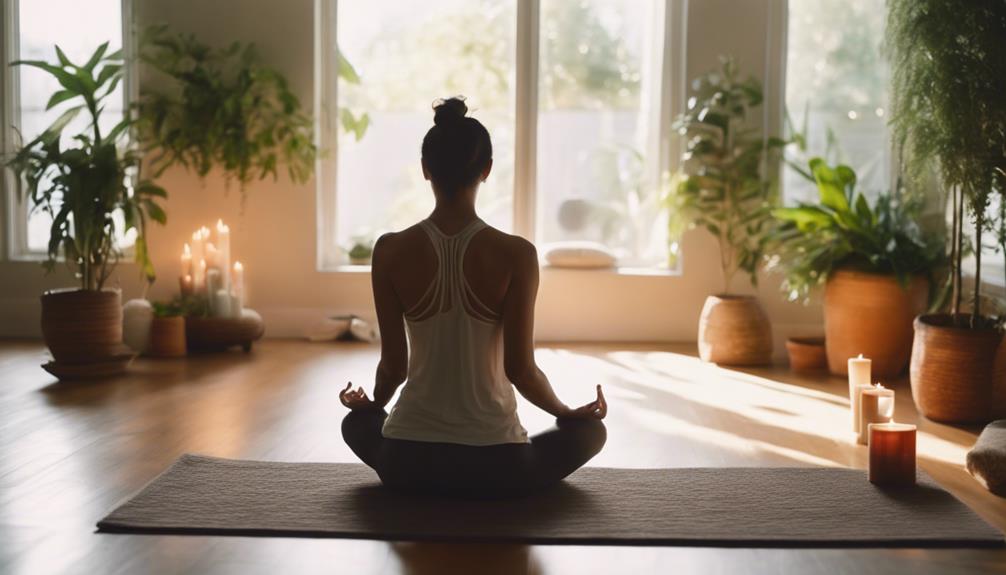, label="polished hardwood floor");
[1,339,1004,574]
